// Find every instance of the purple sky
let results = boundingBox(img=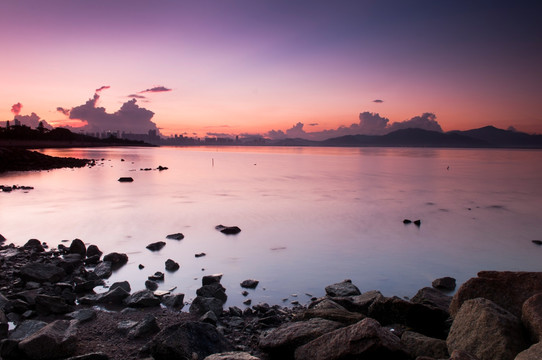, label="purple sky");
[1,0,541,138]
